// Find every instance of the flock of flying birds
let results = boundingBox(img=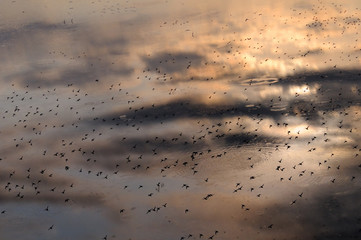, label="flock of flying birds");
[1,0,361,239]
